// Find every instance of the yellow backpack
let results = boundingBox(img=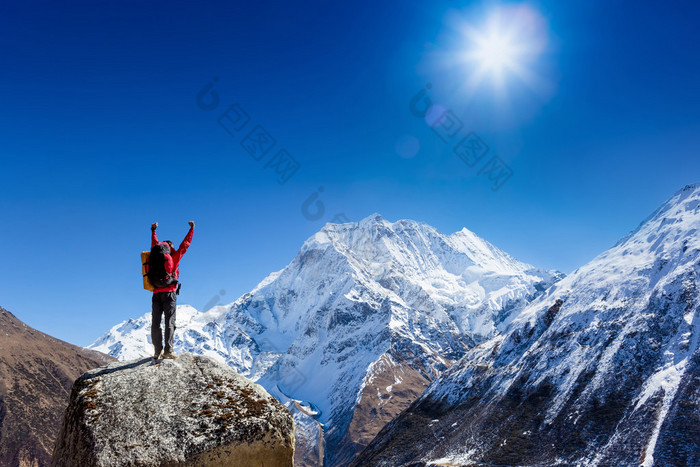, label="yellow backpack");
[141,251,155,291]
